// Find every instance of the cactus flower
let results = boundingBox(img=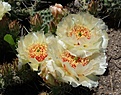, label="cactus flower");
[56,13,108,57]
[17,32,54,71]
[39,39,108,88]
[0,1,11,20]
